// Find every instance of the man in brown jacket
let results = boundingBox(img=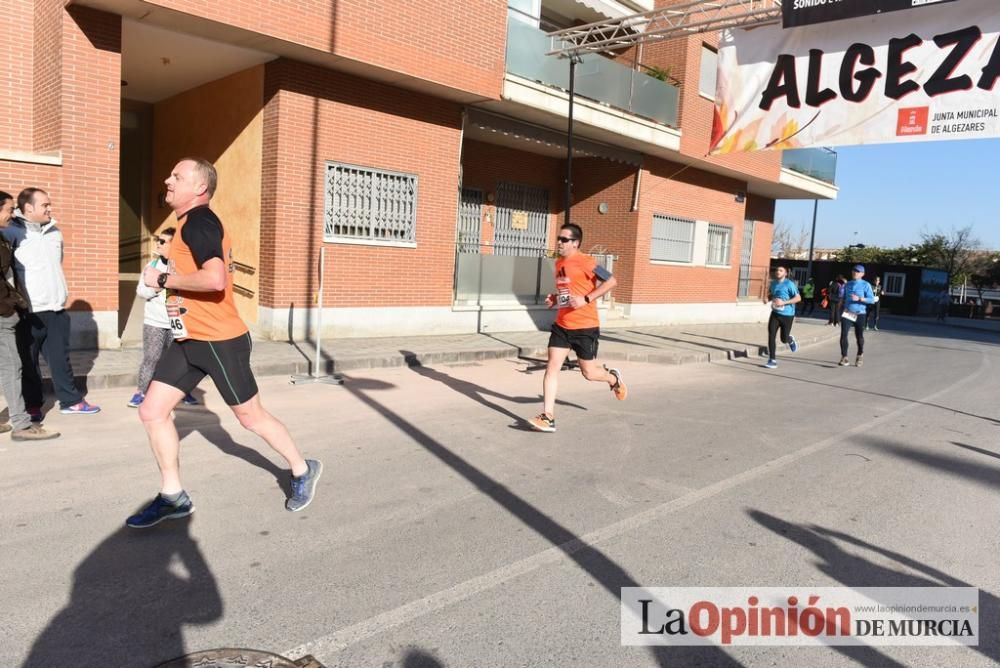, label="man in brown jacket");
[0,191,58,440]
